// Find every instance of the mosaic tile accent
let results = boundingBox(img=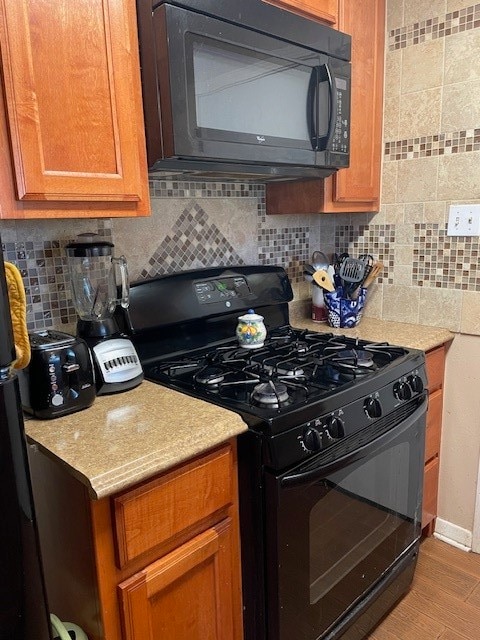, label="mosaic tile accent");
[258,226,309,284]
[384,129,480,161]
[149,179,263,199]
[1,223,112,331]
[414,223,480,290]
[334,225,395,285]
[139,202,244,278]
[388,4,480,51]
